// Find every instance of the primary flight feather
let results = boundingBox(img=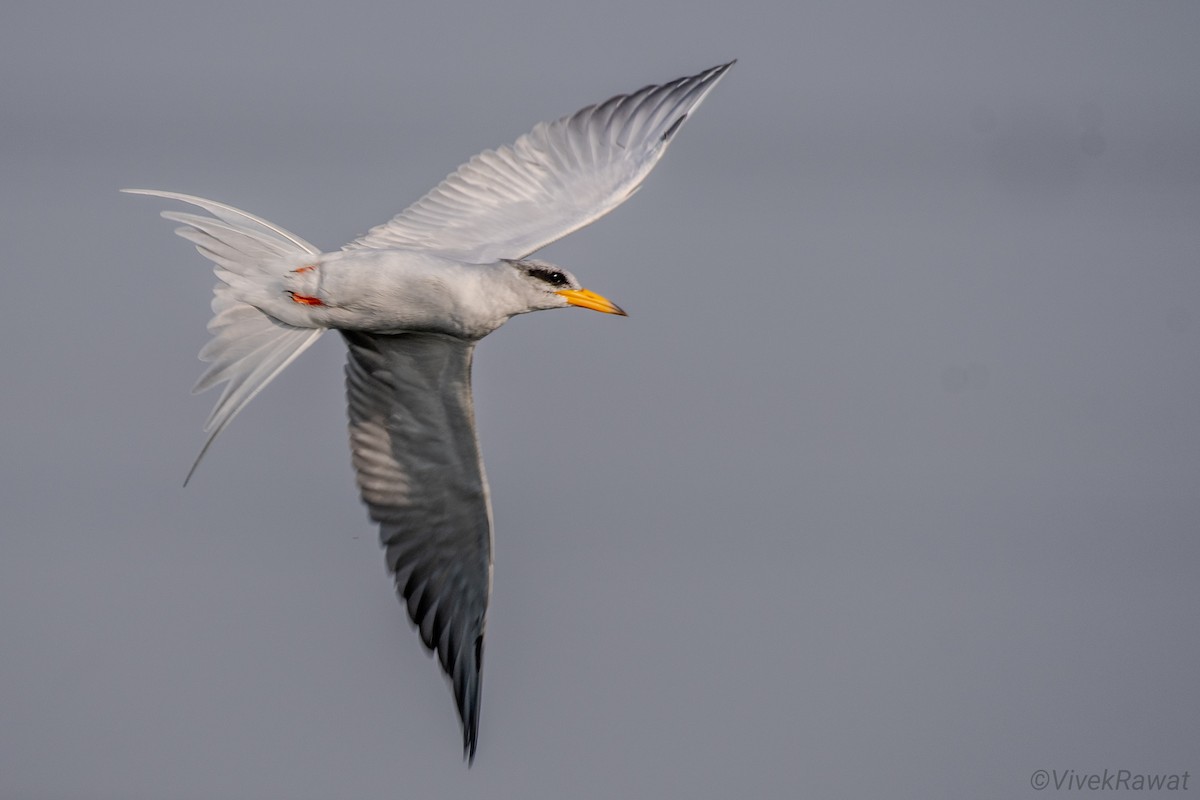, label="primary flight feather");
[126,61,733,762]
